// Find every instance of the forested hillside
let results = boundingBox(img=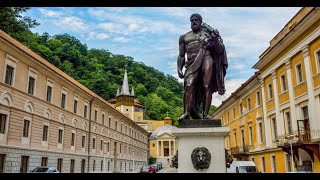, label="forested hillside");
[0,7,185,124]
